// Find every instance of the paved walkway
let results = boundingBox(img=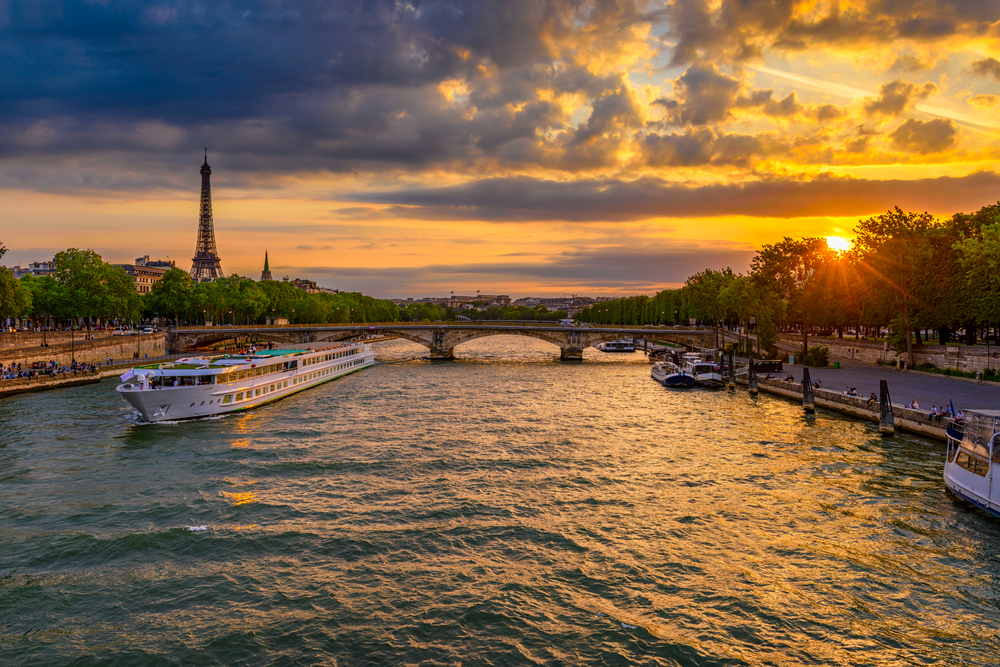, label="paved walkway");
[770,358,1000,411]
